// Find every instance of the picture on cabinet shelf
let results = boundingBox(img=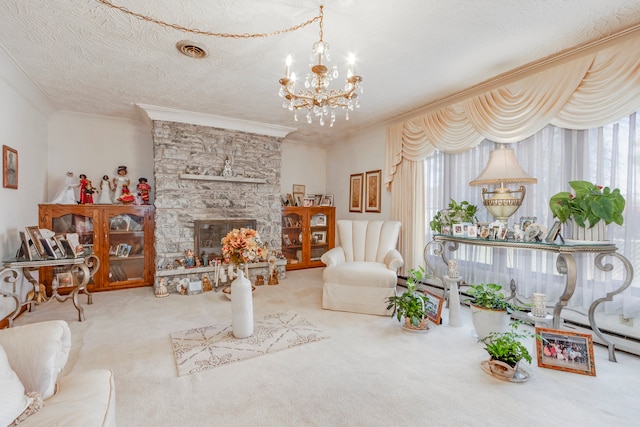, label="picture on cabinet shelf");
[303,197,315,207]
[313,194,323,206]
[283,234,292,246]
[287,193,295,206]
[295,194,304,207]
[536,327,596,376]
[311,214,326,227]
[320,194,334,207]
[312,231,326,244]
[116,243,131,257]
